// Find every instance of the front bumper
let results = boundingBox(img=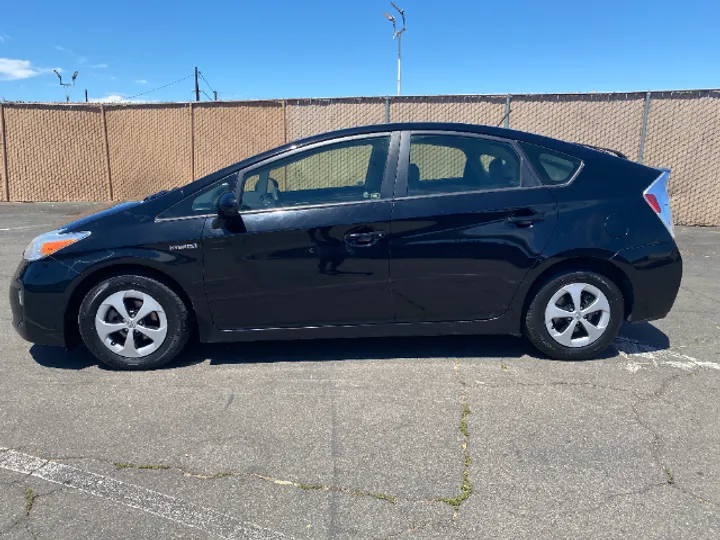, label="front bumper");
[9,258,79,347]
[612,242,683,322]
